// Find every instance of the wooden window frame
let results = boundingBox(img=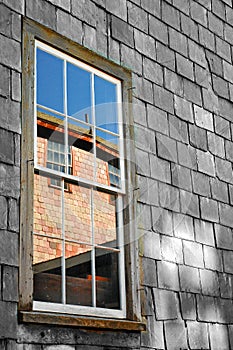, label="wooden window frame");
[20,18,143,329]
